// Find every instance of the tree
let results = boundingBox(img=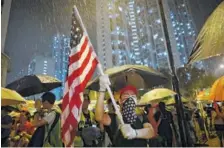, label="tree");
[177,66,217,99]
